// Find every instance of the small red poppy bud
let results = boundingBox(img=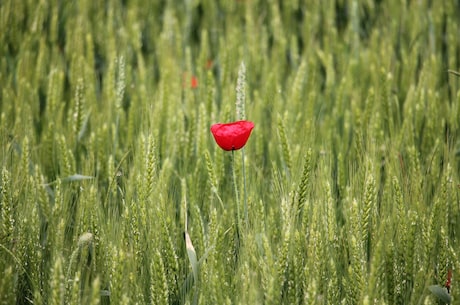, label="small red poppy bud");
[210,120,254,151]
[446,269,452,294]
